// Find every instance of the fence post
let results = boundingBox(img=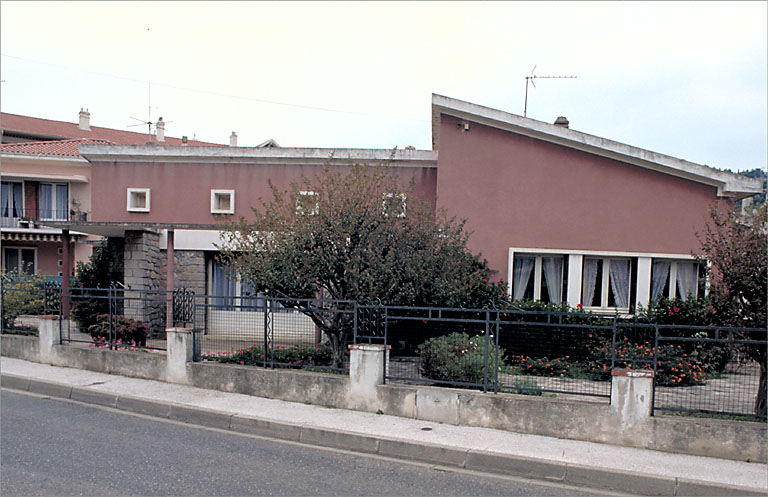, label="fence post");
[38,316,60,364]
[610,369,654,423]
[166,327,194,384]
[348,343,389,410]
